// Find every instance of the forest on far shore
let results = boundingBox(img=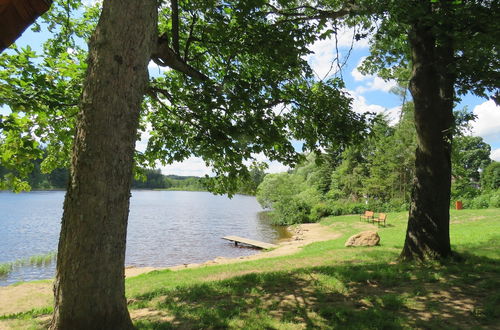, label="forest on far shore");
[0,163,205,192]
[0,161,264,195]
